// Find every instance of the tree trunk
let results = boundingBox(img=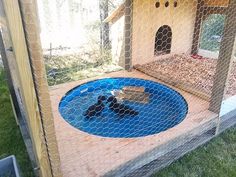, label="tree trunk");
[99,0,110,52]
